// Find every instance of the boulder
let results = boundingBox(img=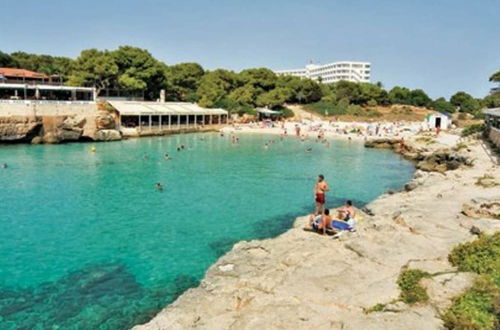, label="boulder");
[404,181,418,192]
[0,116,42,142]
[95,111,116,130]
[31,136,42,145]
[42,132,60,144]
[417,151,471,173]
[462,197,500,219]
[94,129,121,141]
